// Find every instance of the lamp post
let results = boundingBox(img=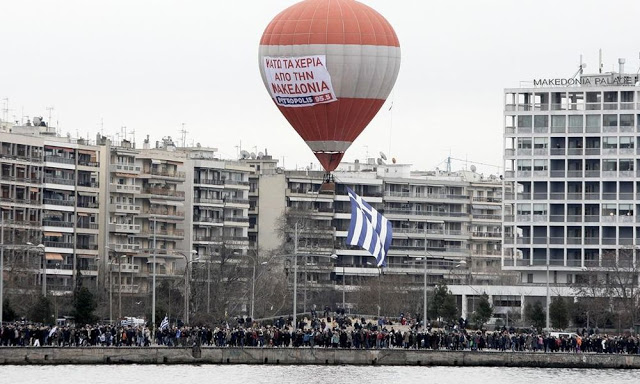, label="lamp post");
[151,216,157,331]
[175,250,197,325]
[250,259,268,320]
[0,212,5,325]
[546,240,550,331]
[293,222,298,327]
